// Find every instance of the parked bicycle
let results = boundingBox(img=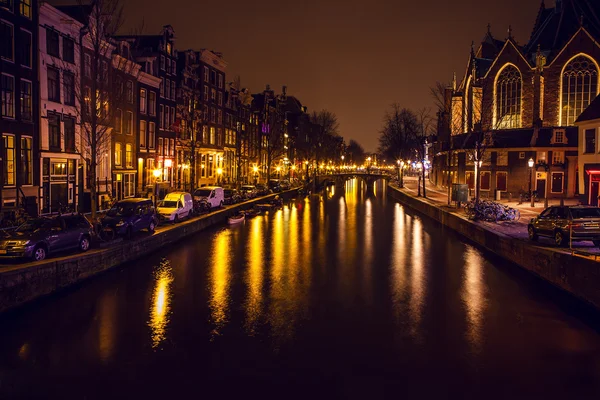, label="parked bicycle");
[464,200,520,222]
